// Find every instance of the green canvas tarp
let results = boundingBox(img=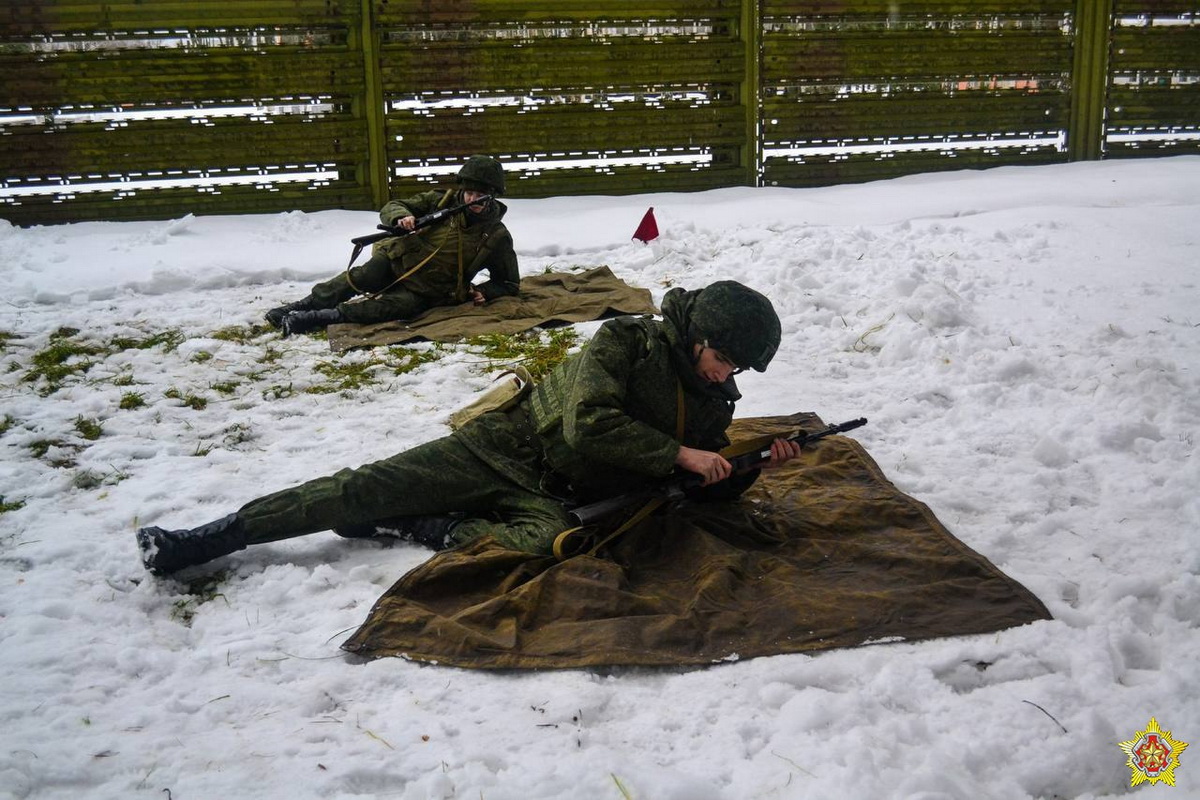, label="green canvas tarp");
[341,413,1051,669]
[326,266,658,352]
